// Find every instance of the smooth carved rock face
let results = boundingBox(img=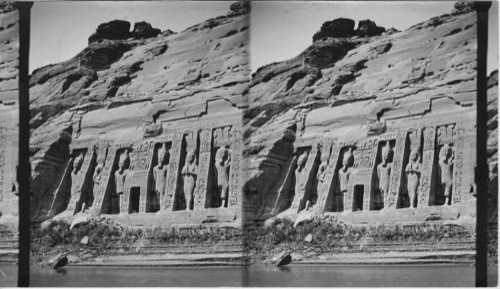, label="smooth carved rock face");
[406,148,421,208]
[439,144,455,201]
[182,150,198,210]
